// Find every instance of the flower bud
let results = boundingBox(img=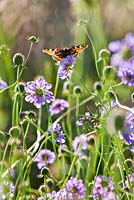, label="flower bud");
[99,49,110,59]
[93,81,102,91]
[103,66,116,80]
[15,82,25,93]
[73,86,83,95]
[28,110,37,121]
[114,115,125,131]
[13,53,25,66]
[9,126,21,138]
[41,167,50,176]
[77,19,88,27]
[27,35,39,43]
[46,178,55,189]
